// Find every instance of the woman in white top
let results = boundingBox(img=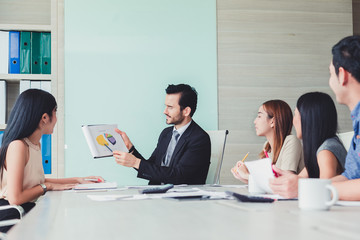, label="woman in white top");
[231,100,304,183]
[0,89,103,233]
